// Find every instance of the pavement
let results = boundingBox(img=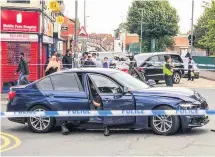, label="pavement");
[200,70,215,81]
[1,78,215,156]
